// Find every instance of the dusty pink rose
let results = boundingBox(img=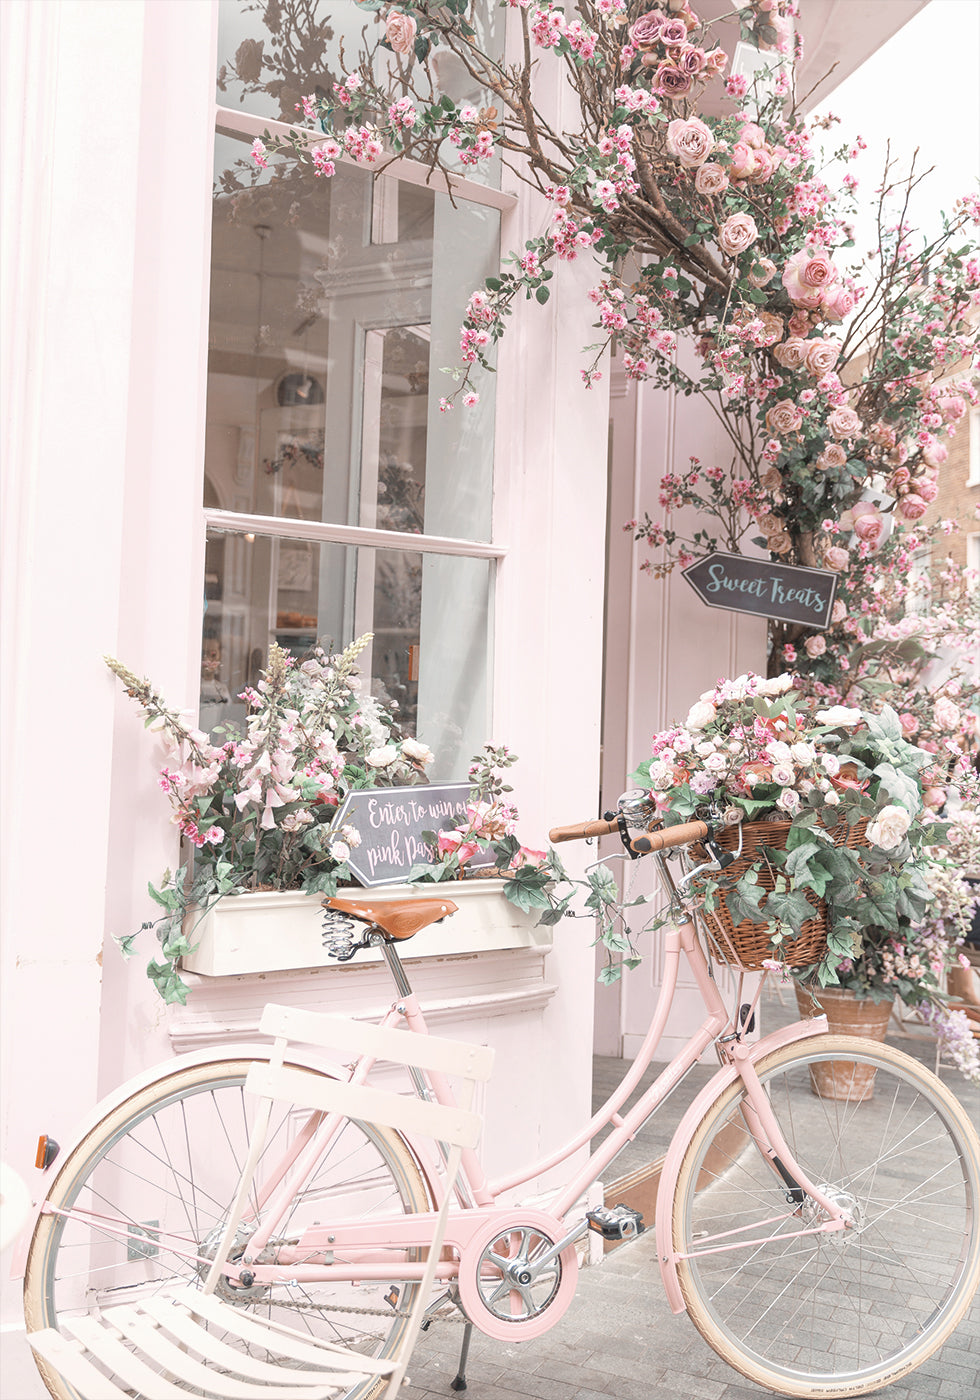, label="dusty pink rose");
[665,117,714,167]
[888,466,911,492]
[629,10,667,46]
[804,634,827,658]
[385,10,418,54]
[660,16,689,45]
[718,212,758,256]
[704,46,728,72]
[922,442,948,468]
[816,443,848,470]
[896,493,928,520]
[748,257,777,287]
[782,248,839,309]
[828,405,861,440]
[824,545,850,570]
[915,478,939,503]
[765,400,804,436]
[850,501,885,549]
[787,311,811,337]
[773,337,808,370]
[673,43,707,74]
[767,530,793,554]
[804,338,840,376]
[694,162,728,196]
[653,62,693,96]
[831,599,846,623]
[729,141,757,179]
[759,465,783,491]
